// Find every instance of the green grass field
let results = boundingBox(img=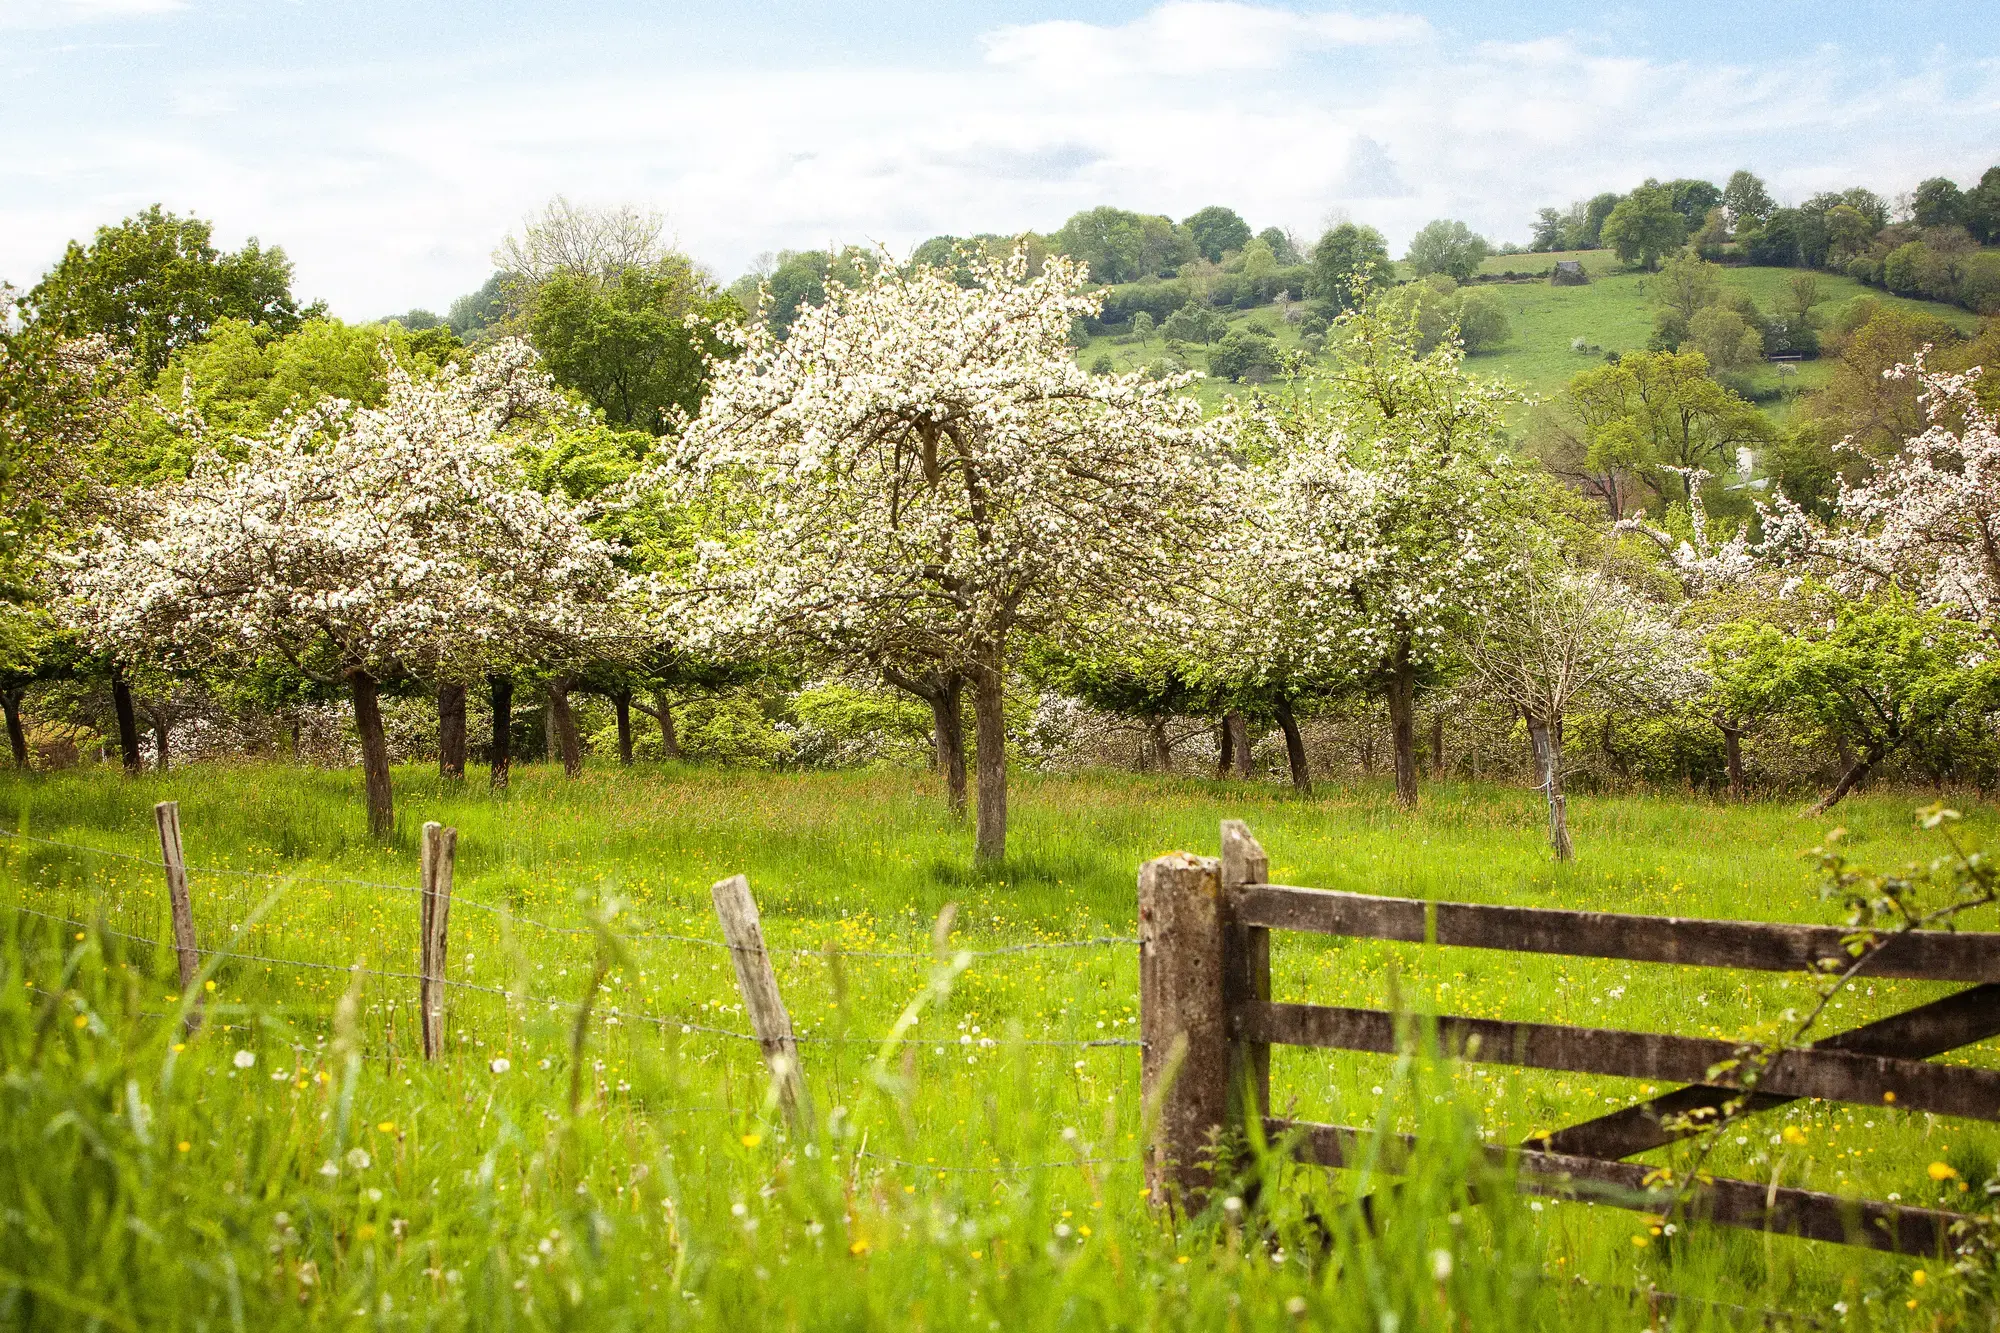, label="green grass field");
[1079,254,1981,420]
[5,761,1999,1328]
